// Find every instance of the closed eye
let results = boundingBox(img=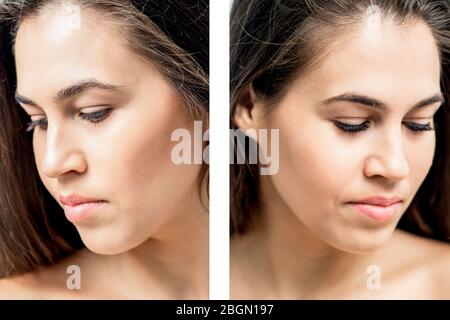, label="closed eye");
[79,108,113,123]
[334,120,435,134]
[25,108,113,132]
[26,118,48,132]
